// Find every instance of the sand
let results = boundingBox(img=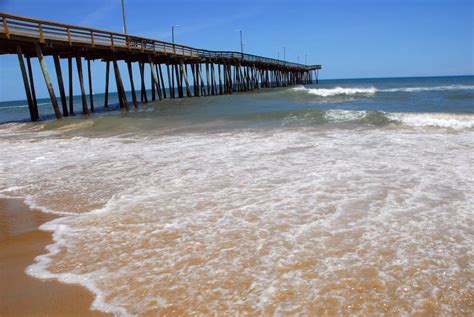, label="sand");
[0,198,110,317]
